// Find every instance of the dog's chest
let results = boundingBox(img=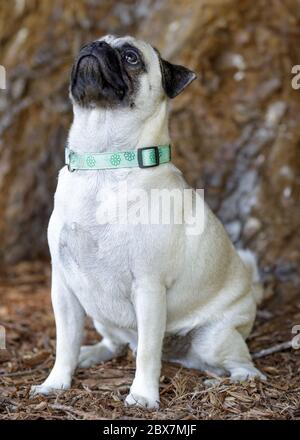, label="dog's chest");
[50,169,136,327]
